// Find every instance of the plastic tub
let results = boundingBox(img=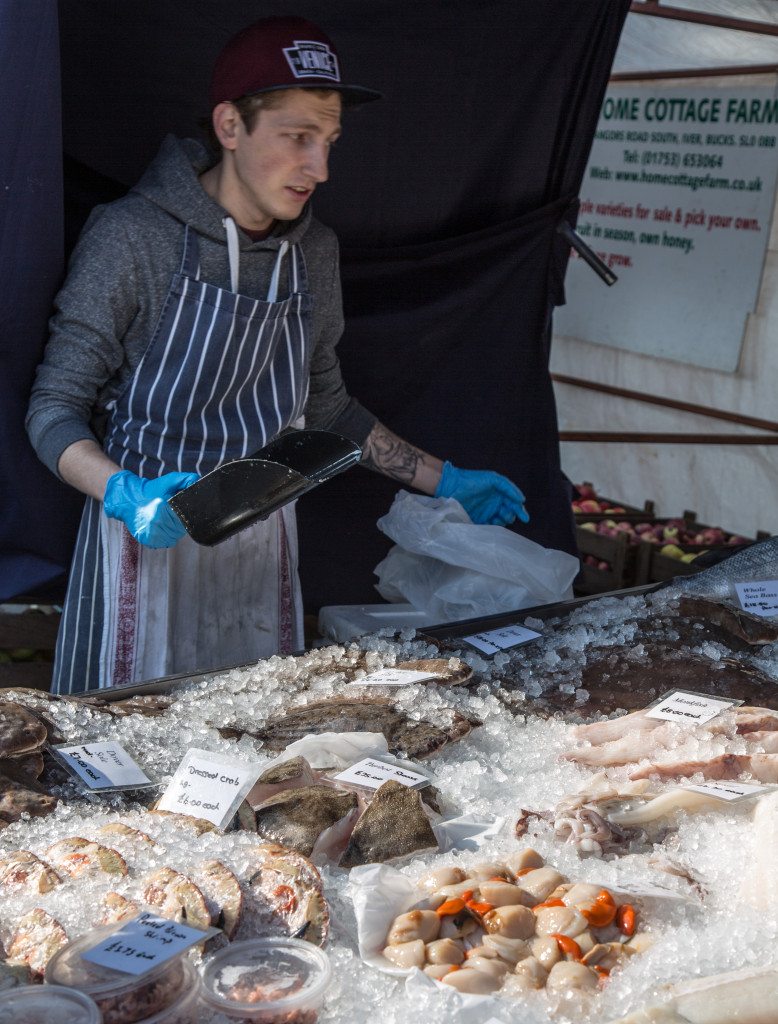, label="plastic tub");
[133,962,200,1024]
[45,923,191,1024]
[0,984,102,1023]
[199,938,332,1022]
